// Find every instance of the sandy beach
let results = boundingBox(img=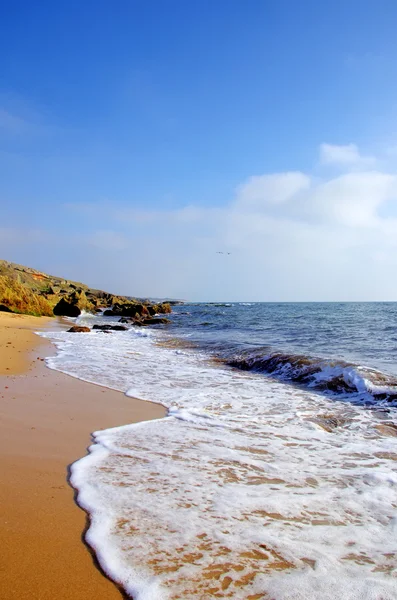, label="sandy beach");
[0,313,166,599]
